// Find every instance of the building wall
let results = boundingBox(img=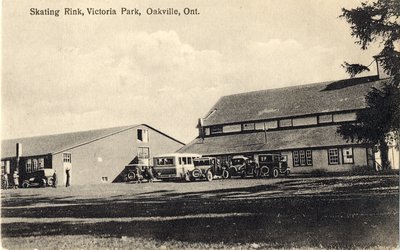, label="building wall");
[52,125,183,185]
[290,146,370,174]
